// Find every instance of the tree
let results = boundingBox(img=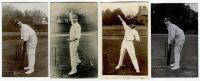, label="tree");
[110,8,125,25]
[102,8,126,26]
[102,8,112,25]
[151,3,198,34]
